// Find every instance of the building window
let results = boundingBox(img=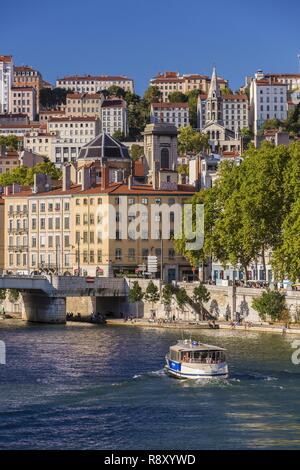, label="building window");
[160,148,170,169]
